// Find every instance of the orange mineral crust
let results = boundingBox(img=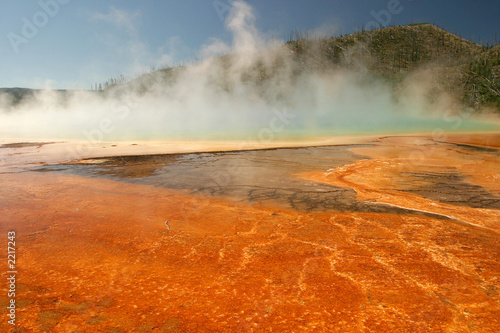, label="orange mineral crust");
[0,134,499,332]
